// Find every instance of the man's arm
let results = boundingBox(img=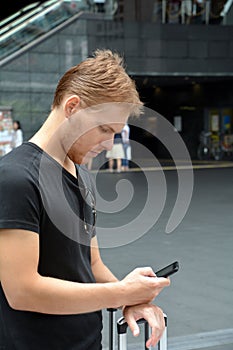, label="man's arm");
[90,237,168,347]
[91,236,118,283]
[0,229,169,315]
